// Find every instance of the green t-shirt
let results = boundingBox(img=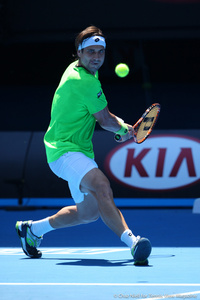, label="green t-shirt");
[44,61,107,163]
